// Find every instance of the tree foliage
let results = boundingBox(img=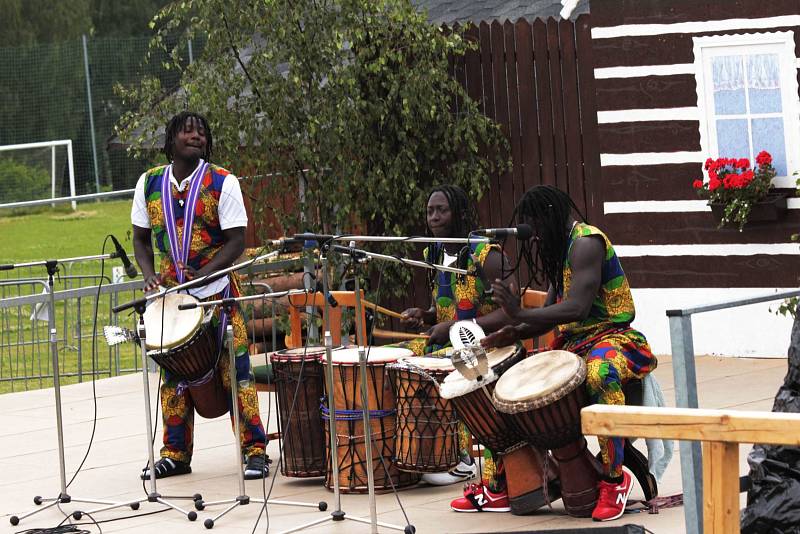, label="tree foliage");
[115,0,507,246]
